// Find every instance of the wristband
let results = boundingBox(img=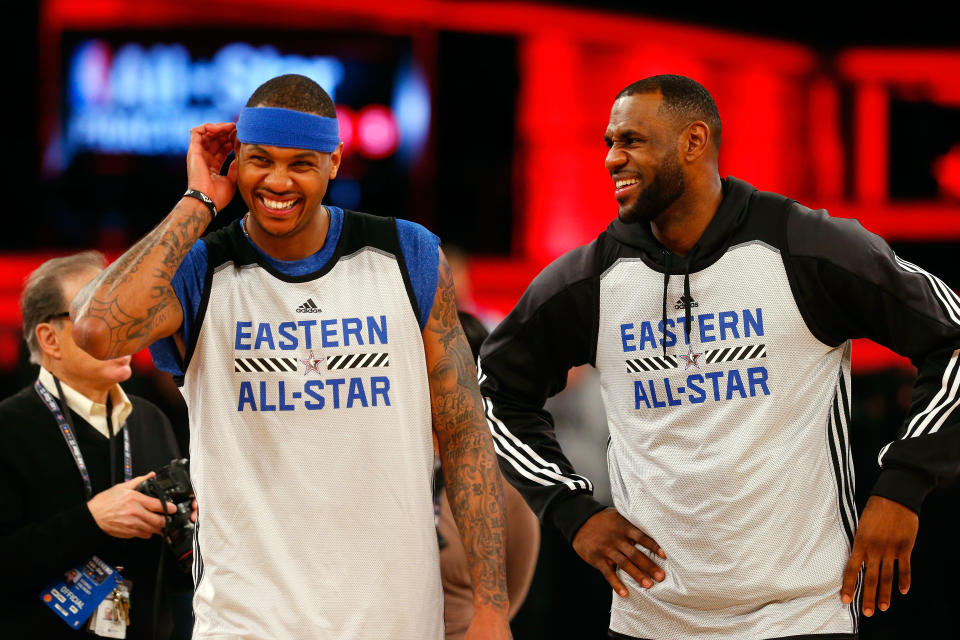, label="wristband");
[183,189,218,218]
